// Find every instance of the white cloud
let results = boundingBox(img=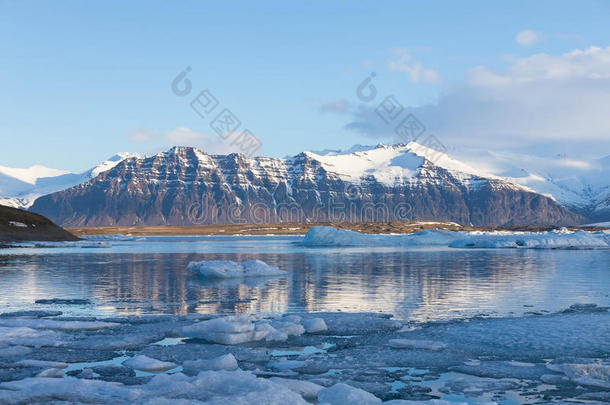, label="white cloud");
[344,46,610,157]
[127,127,245,155]
[516,29,542,46]
[388,49,442,84]
[471,46,610,85]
